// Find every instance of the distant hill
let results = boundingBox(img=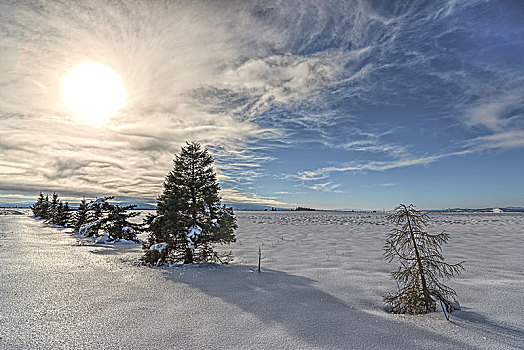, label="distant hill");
[427,207,524,213]
[225,203,290,211]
